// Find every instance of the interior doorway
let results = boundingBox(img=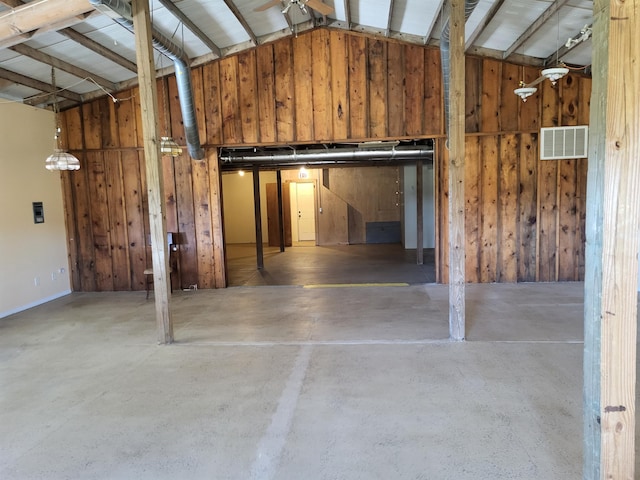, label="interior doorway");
[291,182,316,243]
